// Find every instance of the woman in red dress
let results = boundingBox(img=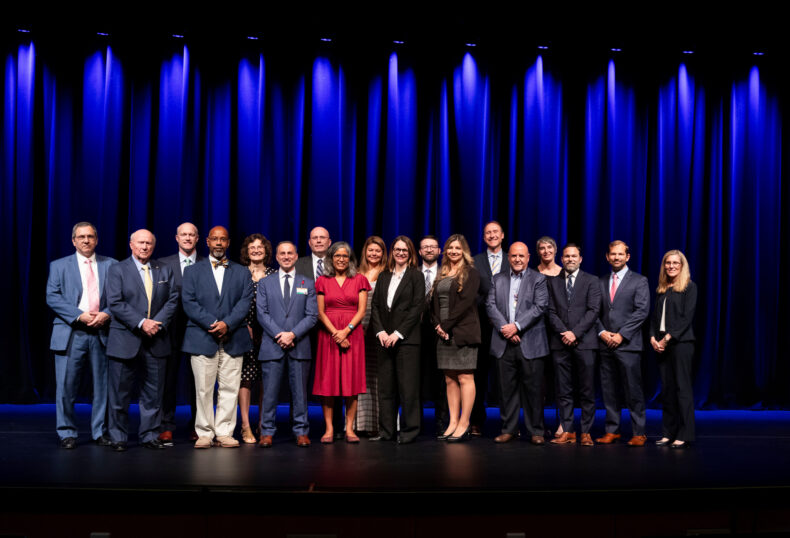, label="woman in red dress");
[313,241,371,443]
